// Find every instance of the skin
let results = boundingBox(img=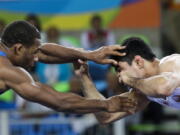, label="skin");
[75,53,180,123]
[117,54,180,98]
[38,42,126,65]
[0,38,134,114]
